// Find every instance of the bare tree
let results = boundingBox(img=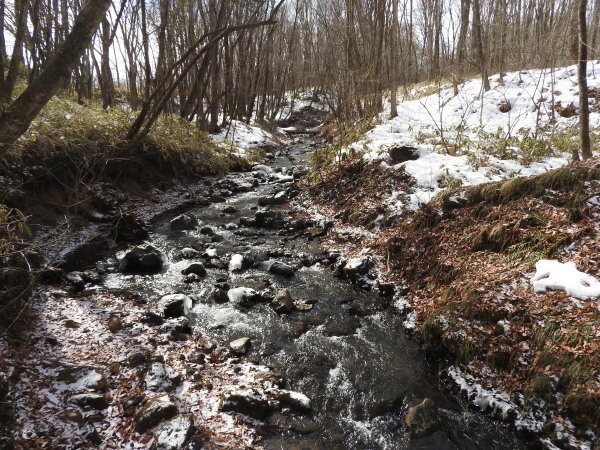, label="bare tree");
[0,0,113,151]
[577,0,592,160]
